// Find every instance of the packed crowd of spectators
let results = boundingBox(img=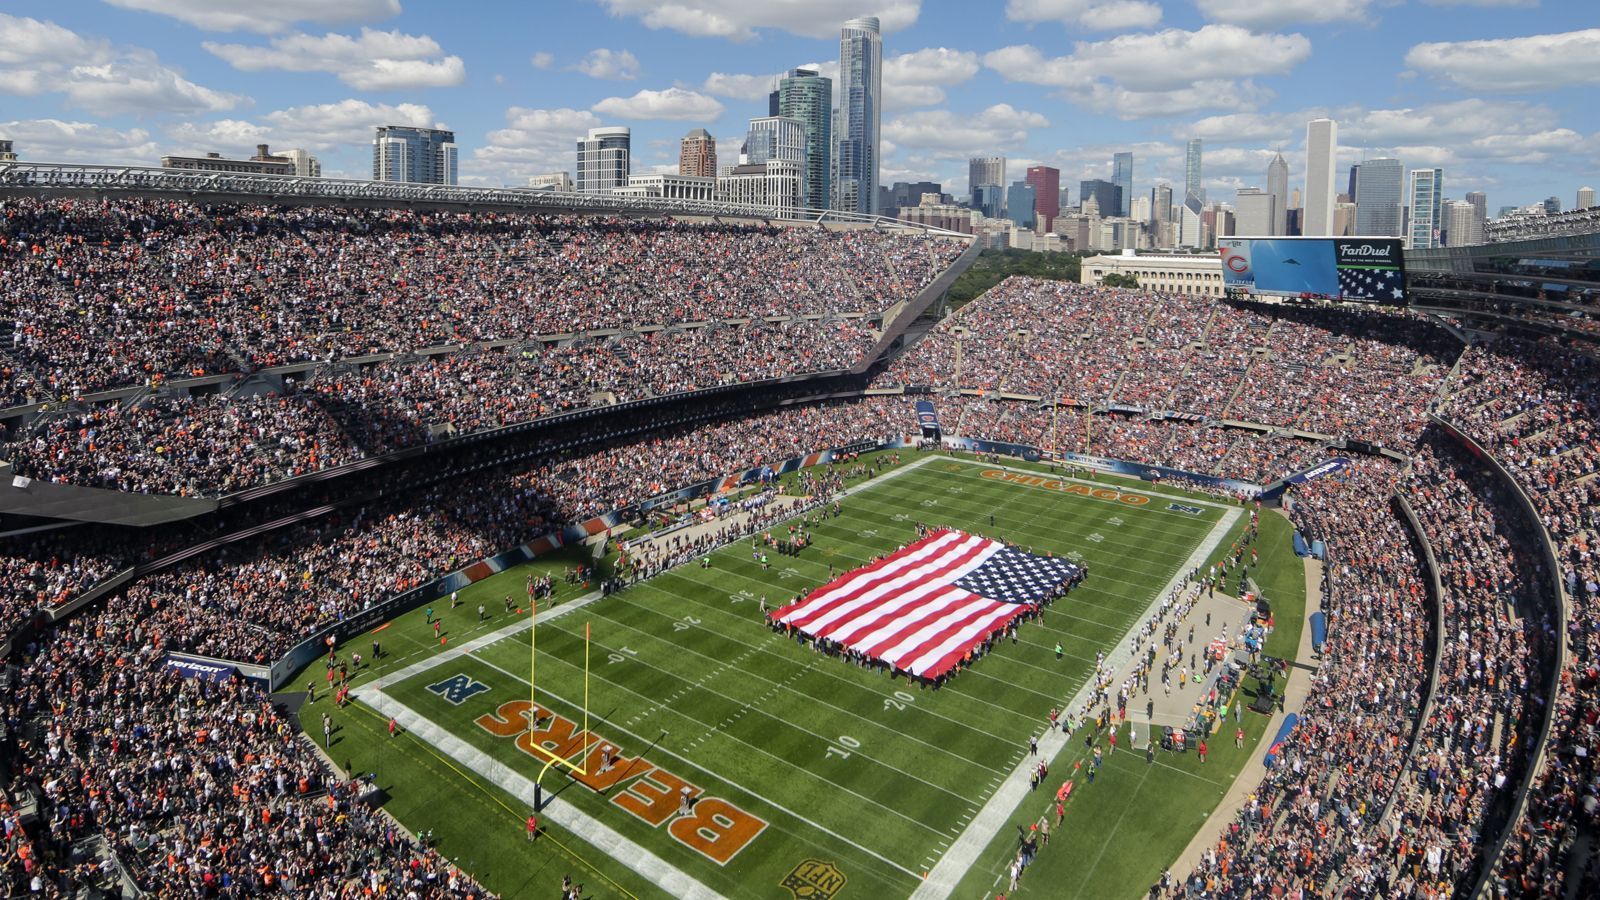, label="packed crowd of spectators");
[0,530,123,631]
[927,395,1334,487]
[880,277,1458,448]
[1174,457,1435,896]
[1436,337,1600,896]
[3,384,356,495]
[2,196,953,495]
[3,604,489,896]
[1,197,958,402]
[1395,432,1548,896]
